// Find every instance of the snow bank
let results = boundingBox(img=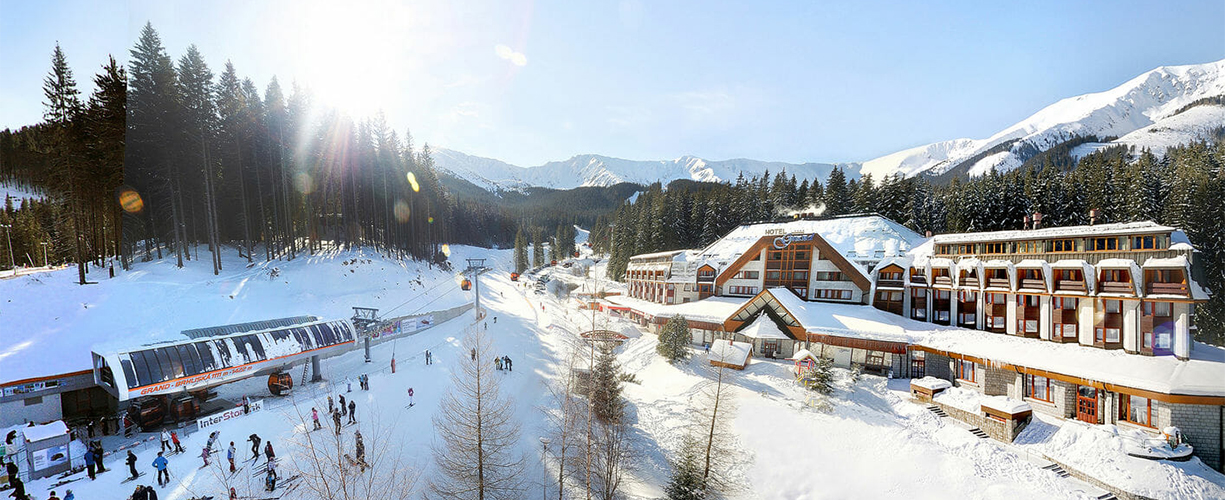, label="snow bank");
[21,420,68,443]
[933,386,982,413]
[911,376,952,391]
[980,396,1031,415]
